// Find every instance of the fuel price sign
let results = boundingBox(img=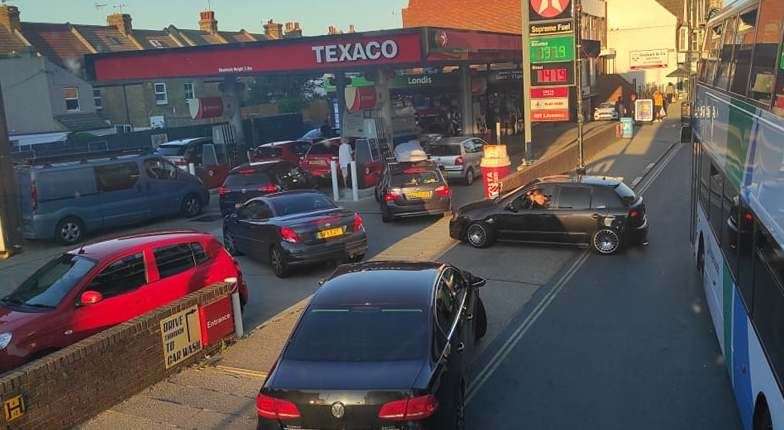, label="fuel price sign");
[531,62,574,86]
[530,35,575,64]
